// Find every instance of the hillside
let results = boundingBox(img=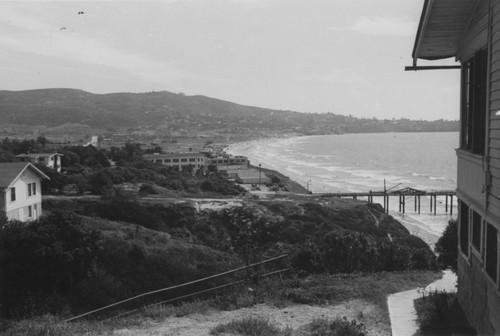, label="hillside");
[0,88,458,135]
